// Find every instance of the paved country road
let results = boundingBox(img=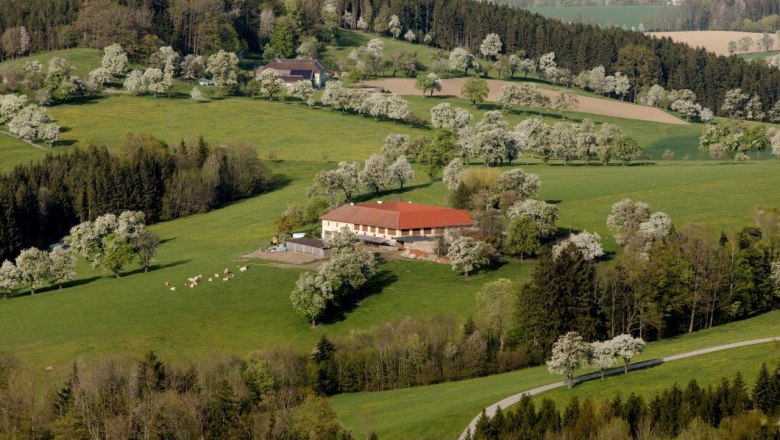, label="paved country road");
[459,336,780,440]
